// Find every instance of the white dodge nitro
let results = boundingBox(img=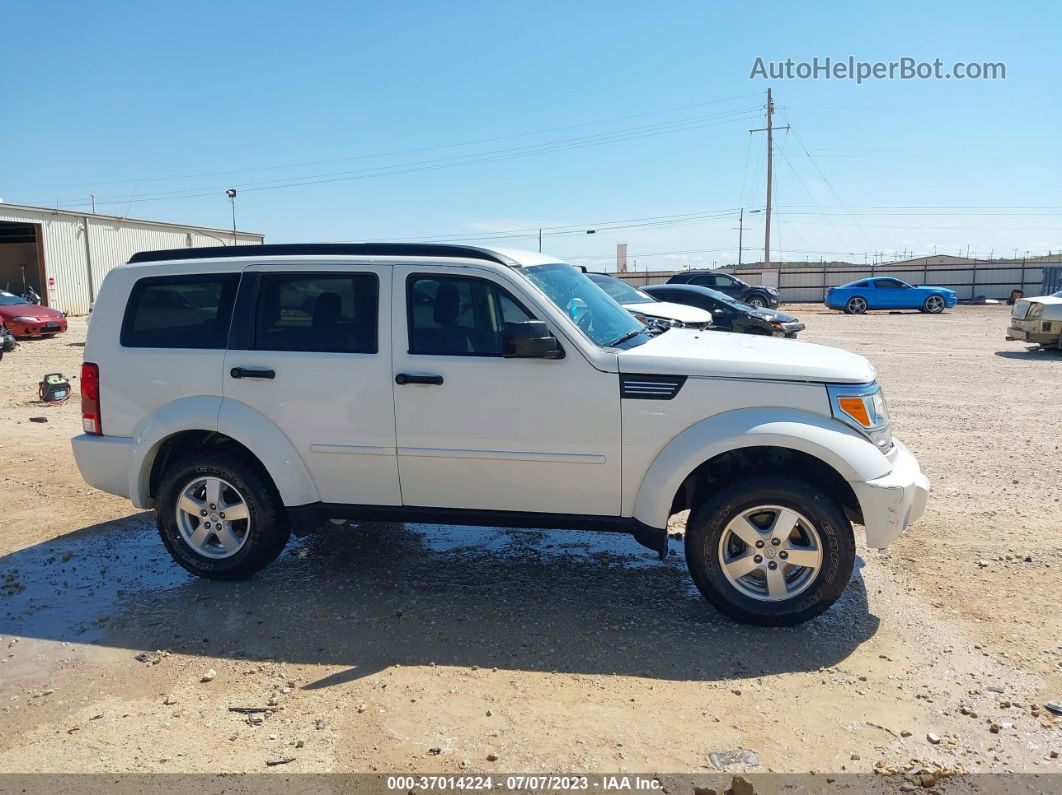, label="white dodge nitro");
[72,244,929,625]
